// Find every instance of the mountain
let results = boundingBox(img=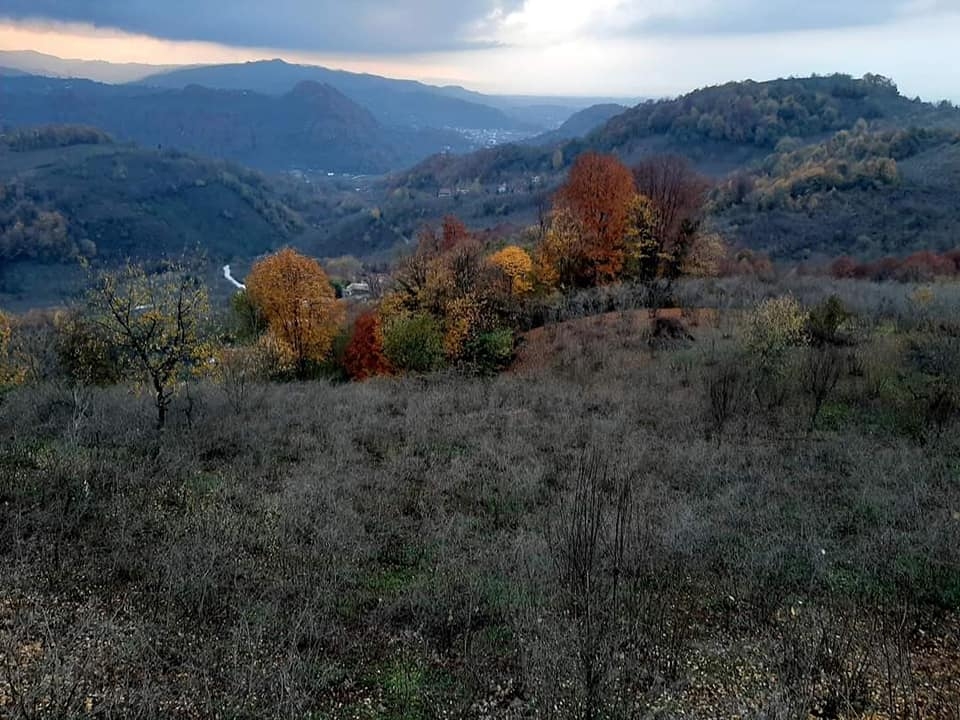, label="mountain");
[393,74,960,190]
[0,53,636,134]
[0,50,180,83]
[0,66,29,77]
[527,103,629,145]
[0,75,474,173]
[139,59,531,132]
